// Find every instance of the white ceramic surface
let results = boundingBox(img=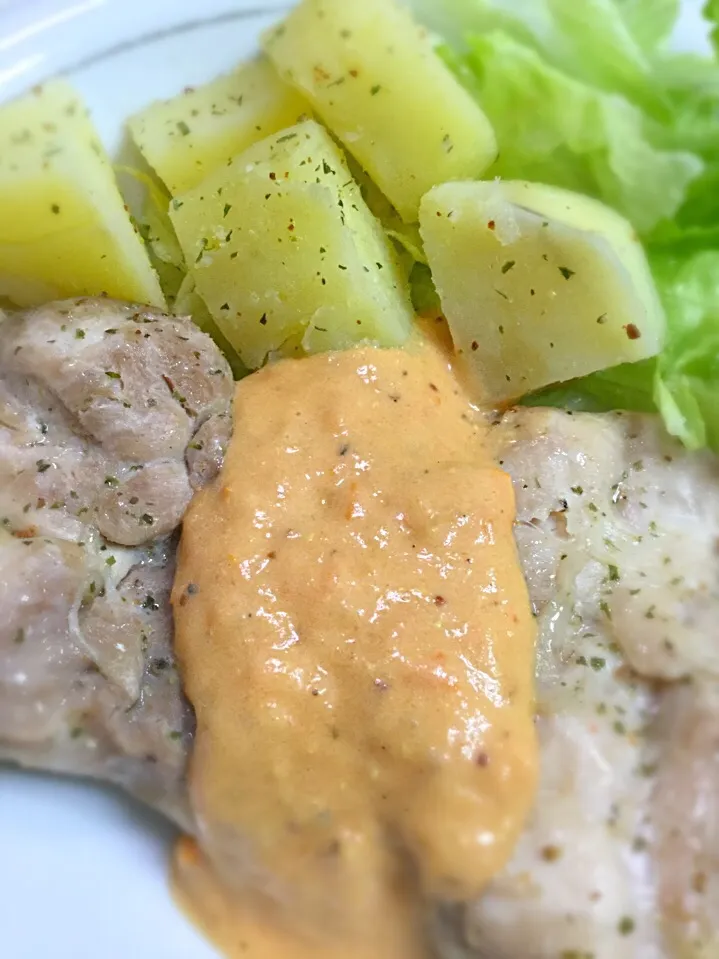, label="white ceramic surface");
[0,1,710,957]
